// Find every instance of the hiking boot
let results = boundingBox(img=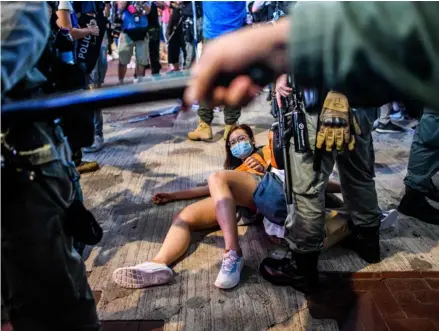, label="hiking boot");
[223,123,237,140]
[83,135,104,153]
[260,252,320,294]
[376,122,404,133]
[340,225,381,263]
[188,119,213,141]
[214,250,244,289]
[76,161,100,174]
[398,187,439,225]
